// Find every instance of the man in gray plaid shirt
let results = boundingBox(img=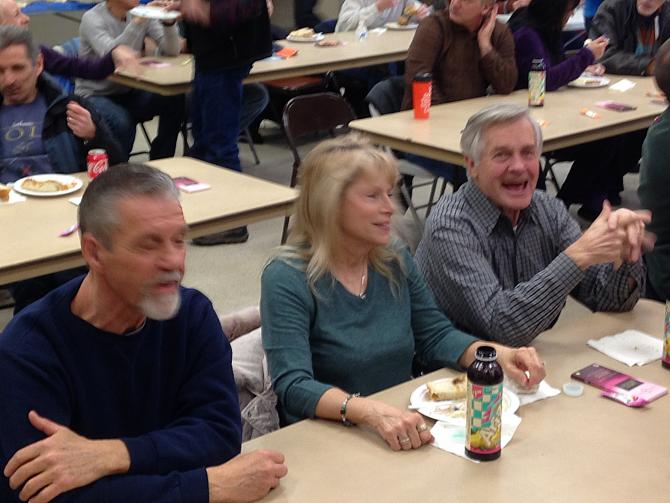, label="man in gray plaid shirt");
[415,103,652,347]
